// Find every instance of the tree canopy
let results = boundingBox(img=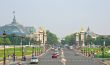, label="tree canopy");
[63,34,76,45]
[46,30,59,45]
